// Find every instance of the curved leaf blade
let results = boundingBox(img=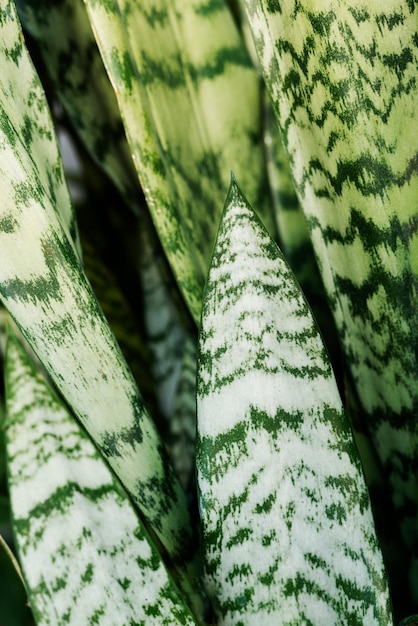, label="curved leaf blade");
[0,0,80,256]
[0,4,201,611]
[196,178,392,625]
[170,334,198,490]
[137,223,198,489]
[84,0,274,323]
[5,330,197,626]
[244,0,418,566]
[15,0,142,213]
